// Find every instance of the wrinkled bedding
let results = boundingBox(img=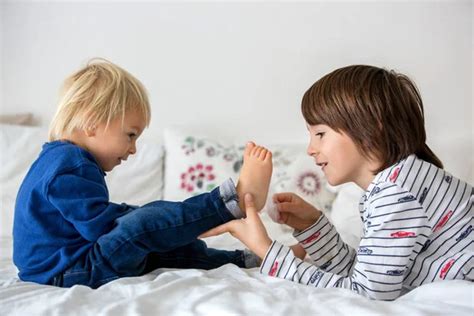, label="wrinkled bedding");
[1,236,472,316]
